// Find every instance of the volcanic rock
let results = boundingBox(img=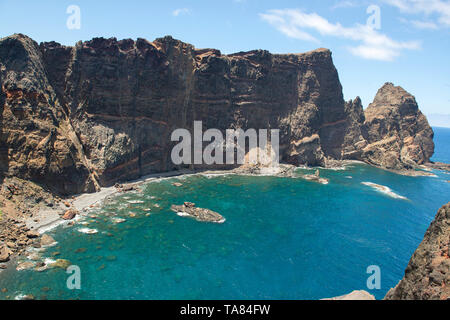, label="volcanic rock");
[384,203,450,300]
[171,203,225,223]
